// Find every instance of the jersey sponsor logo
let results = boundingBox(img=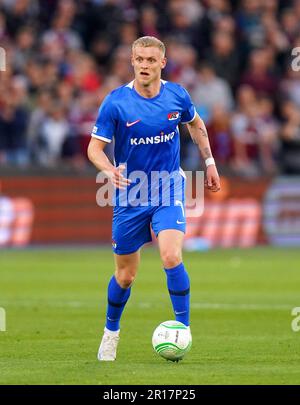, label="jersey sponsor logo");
[167,111,179,120]
[92,125,98,134]
[126,119,141,127]
[130,131,176,146]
